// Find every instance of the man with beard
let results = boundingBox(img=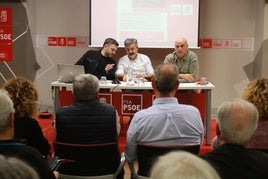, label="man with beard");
[116,38,154,82]
[164,37,199,82]
[75,38,119,80]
